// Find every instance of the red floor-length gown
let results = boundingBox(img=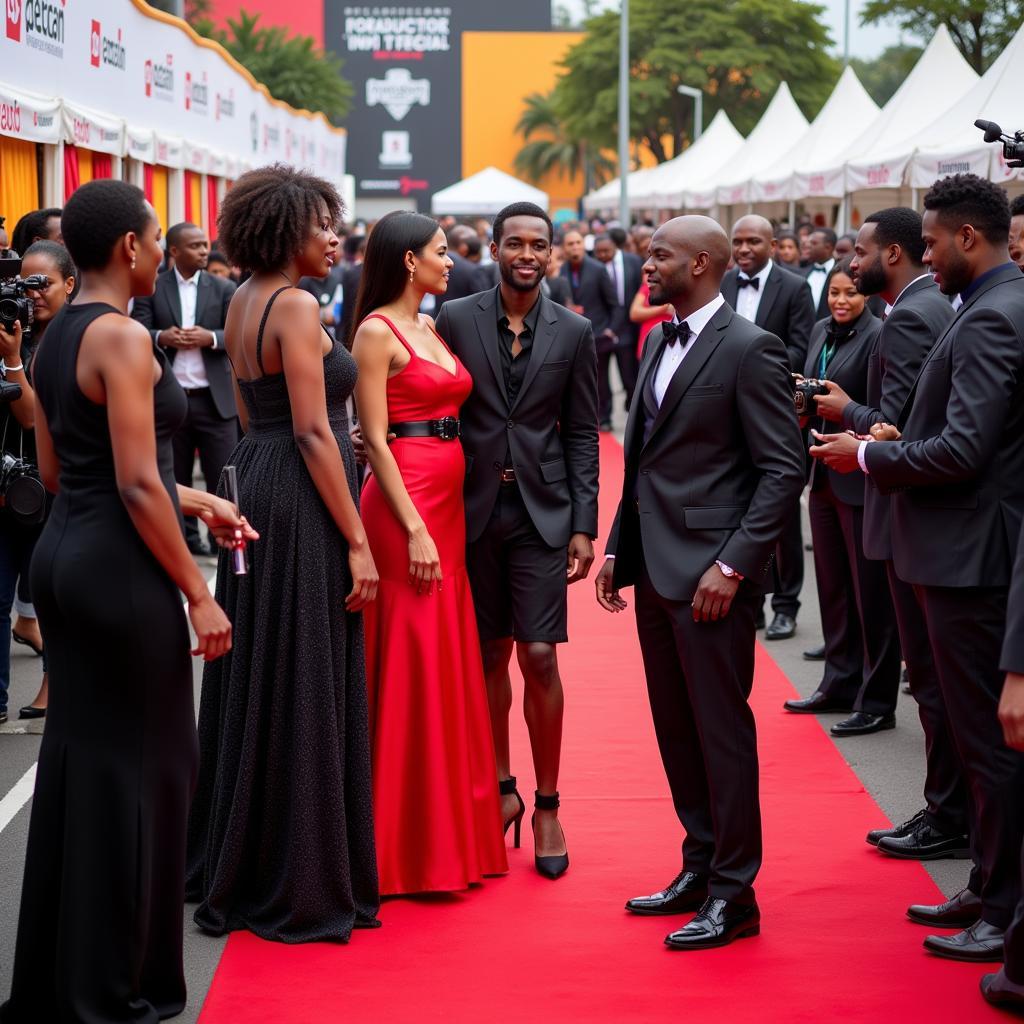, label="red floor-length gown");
[361,313,508,896]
